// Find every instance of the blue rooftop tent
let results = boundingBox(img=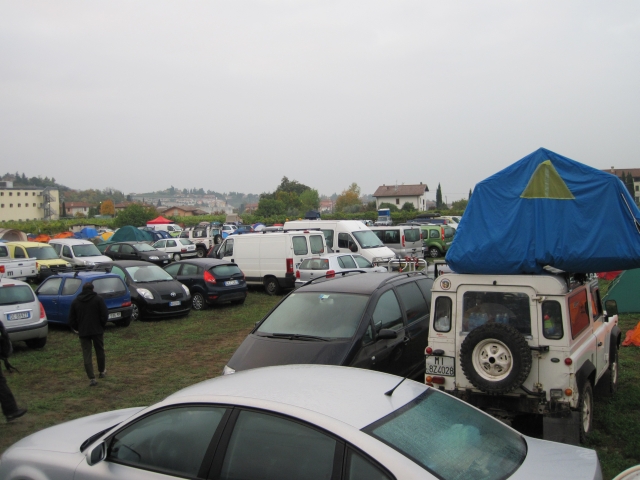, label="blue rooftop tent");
[446,148,640,274]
